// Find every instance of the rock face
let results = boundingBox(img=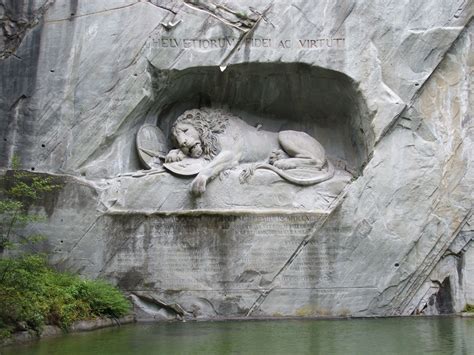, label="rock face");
[0,0,472,319]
